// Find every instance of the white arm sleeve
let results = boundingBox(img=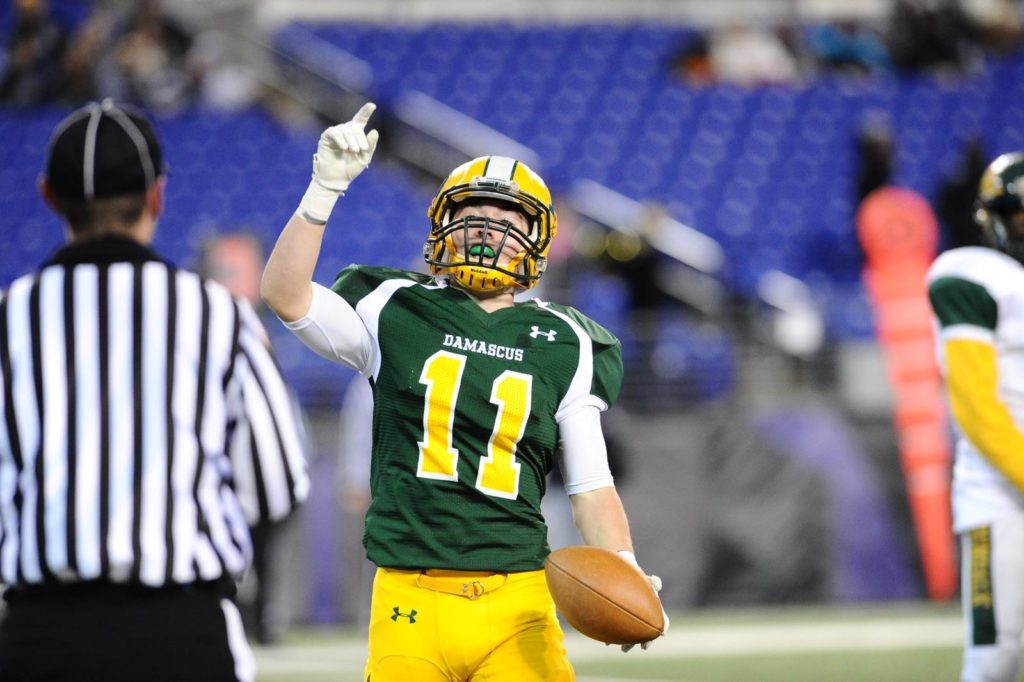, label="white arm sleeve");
[557,405,615,495]
[280,282,375,374]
